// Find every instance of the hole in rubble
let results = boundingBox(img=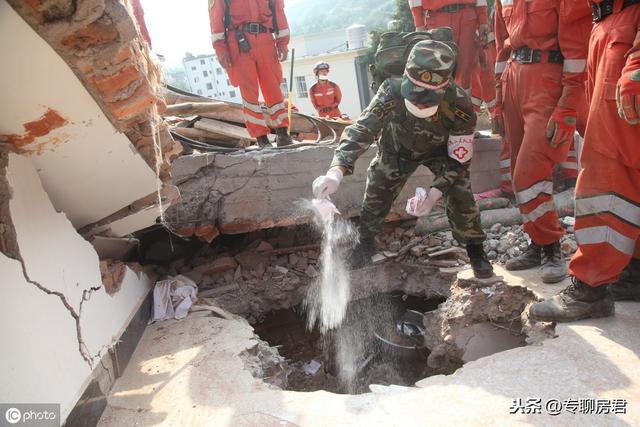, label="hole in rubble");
[253,291,447,394]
